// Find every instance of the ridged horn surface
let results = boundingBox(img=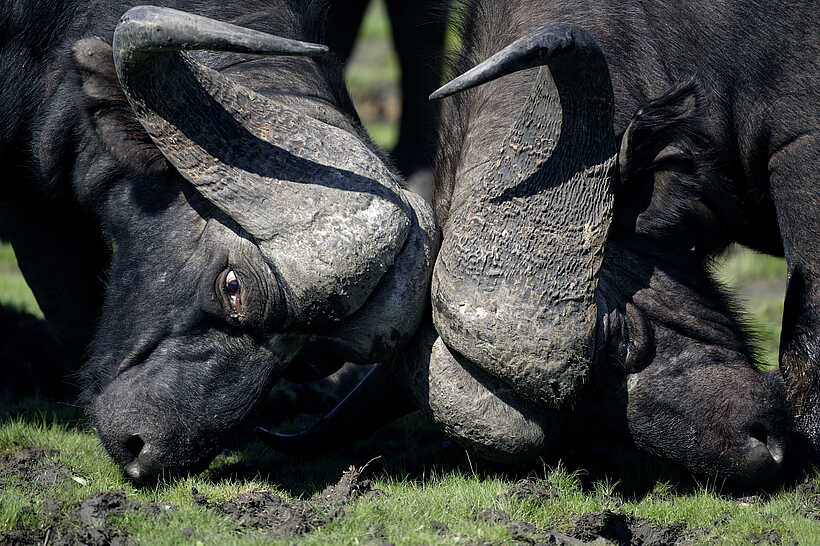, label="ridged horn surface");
[429,23,617,411]
[111,6,417,324]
